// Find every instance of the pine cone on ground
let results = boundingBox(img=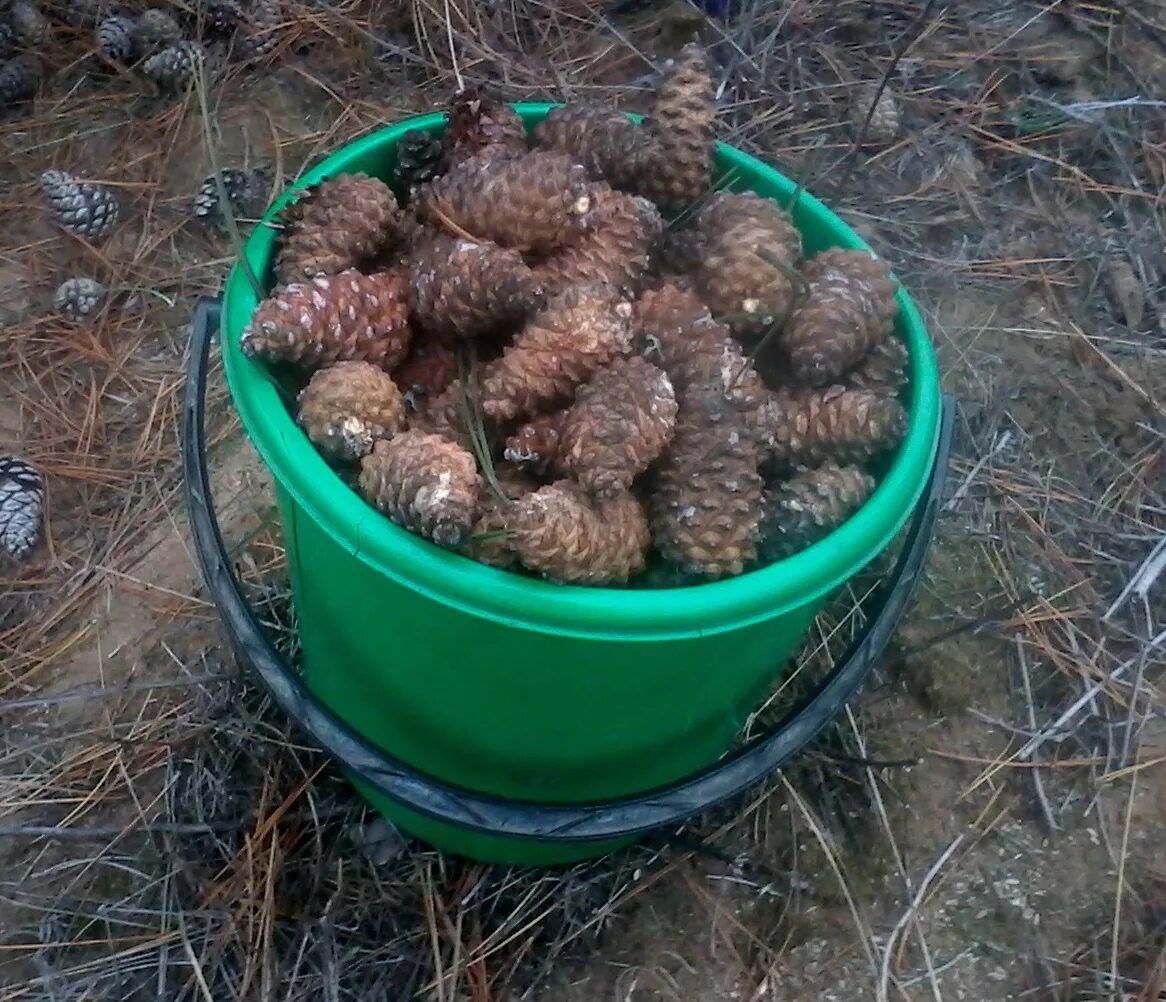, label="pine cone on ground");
[0,52,41,102]
[296,361,406,463]
[54,278,106,322]
[417,149,596,254]
[358,432,481,547]
[39,170,119,241]
[554,356,678,498]
[480,285,633,421]
[844,337,909,396]
[0,456,44,561]
[507,481,649,584]
[235,0,282,58]
[681,191,802,337]
[11,2,49,46]
[637,42,716,212]
[133,8,183,51]
[441,87,528,171]
[392,331,459,410]
[274,173,400,285]
[759,463,875,563]
[466,462,540,570]
[534,187,663,300]
[648,395,763,579]
[782,248,899,386]
[531,102,650,189]
[752,385,908,466]
[192,166,272,226]
[503,413,561,476]
[96,16,137,62]
[406,232,545,340]
[394,128,444,195]
[854,81,901,144]
[240,269,412,371]
[141,40,205,92]
[198,0,242,40]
